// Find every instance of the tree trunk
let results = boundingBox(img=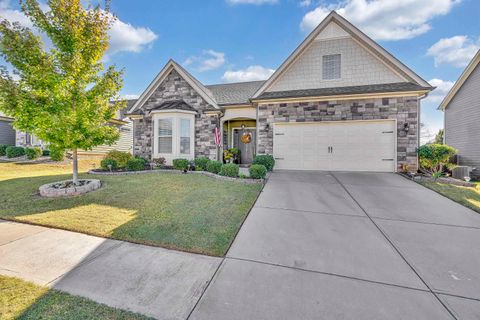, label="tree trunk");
[72,148,79,185]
